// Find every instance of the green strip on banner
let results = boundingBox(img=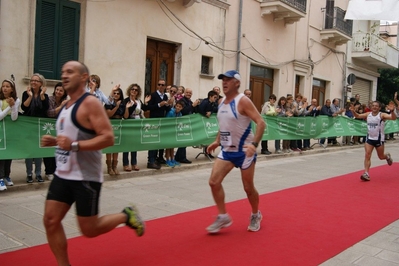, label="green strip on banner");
[1,115,398,159]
